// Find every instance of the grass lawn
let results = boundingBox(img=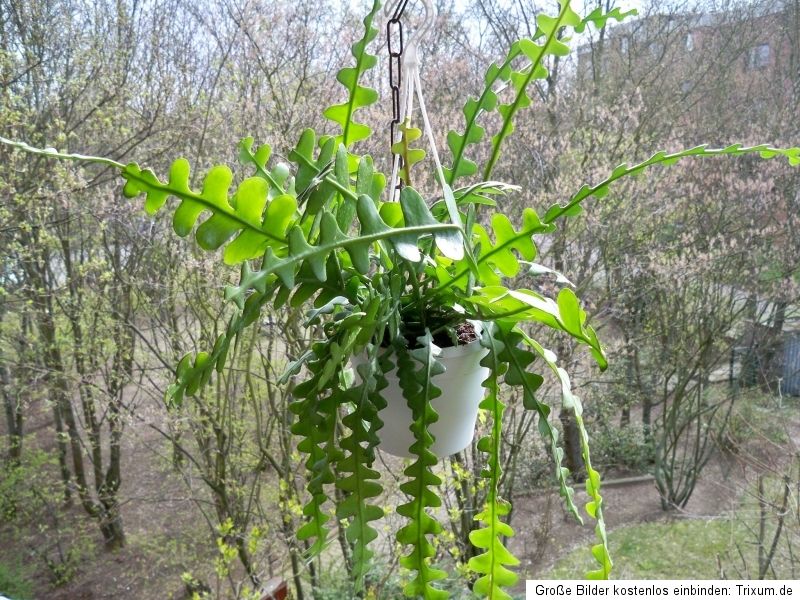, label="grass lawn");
[0,559,34,600]
[546,392,799,581]
[545,518,744,579]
